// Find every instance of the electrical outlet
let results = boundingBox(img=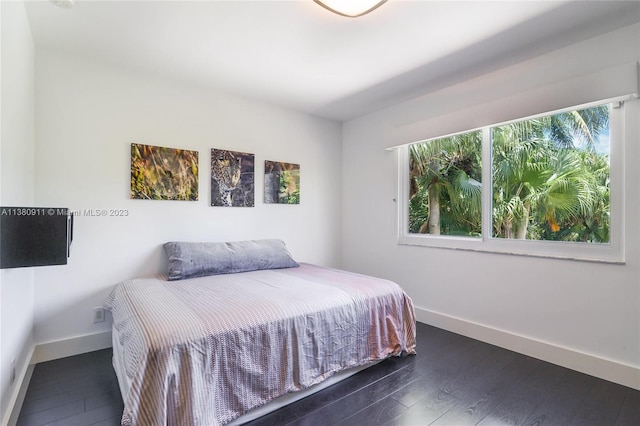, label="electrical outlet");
[10,358,16,385]
[93,307,105,323]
